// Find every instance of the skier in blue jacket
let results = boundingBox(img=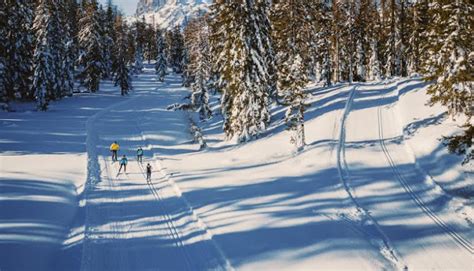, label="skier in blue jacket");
[137,147,144,163]
[118,155,128,174]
